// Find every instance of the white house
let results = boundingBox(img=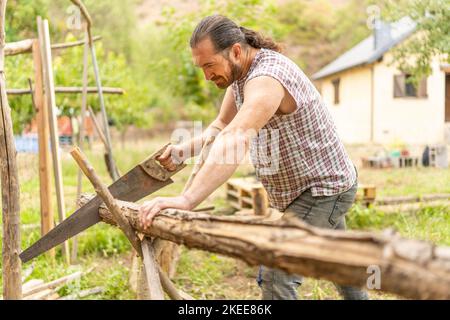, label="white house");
[312,17,450,145]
